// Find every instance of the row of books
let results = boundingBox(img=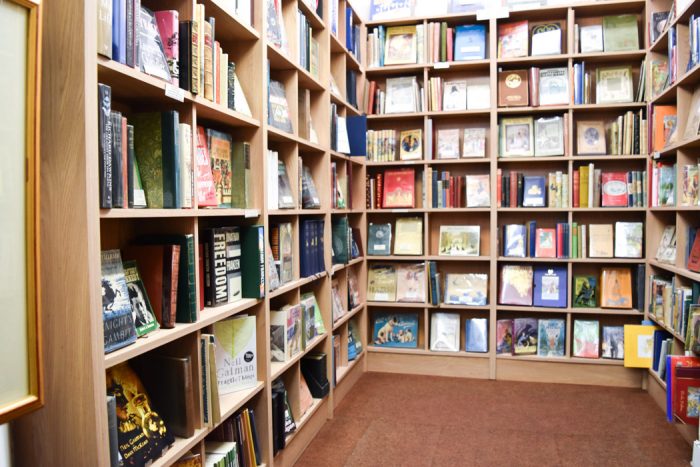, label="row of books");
[367,76,424,115]
[574,167,646,208]
[344,4,361,60]
[428,77,489,111]
[496,171,568,208]
[270,293,326,363]
[656,225,700,275]
[573,15,638,54]
[501,222,643,260]
[572,61,645,105]
[204,406,262,467]
[366,168,416,209]
[366,125,488,162]
[649,275,700,341]
[498,68,568,108]
[428,170,490,209]
[498,116,568,157]
[331,217,362,265]
[497,318,624,360]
